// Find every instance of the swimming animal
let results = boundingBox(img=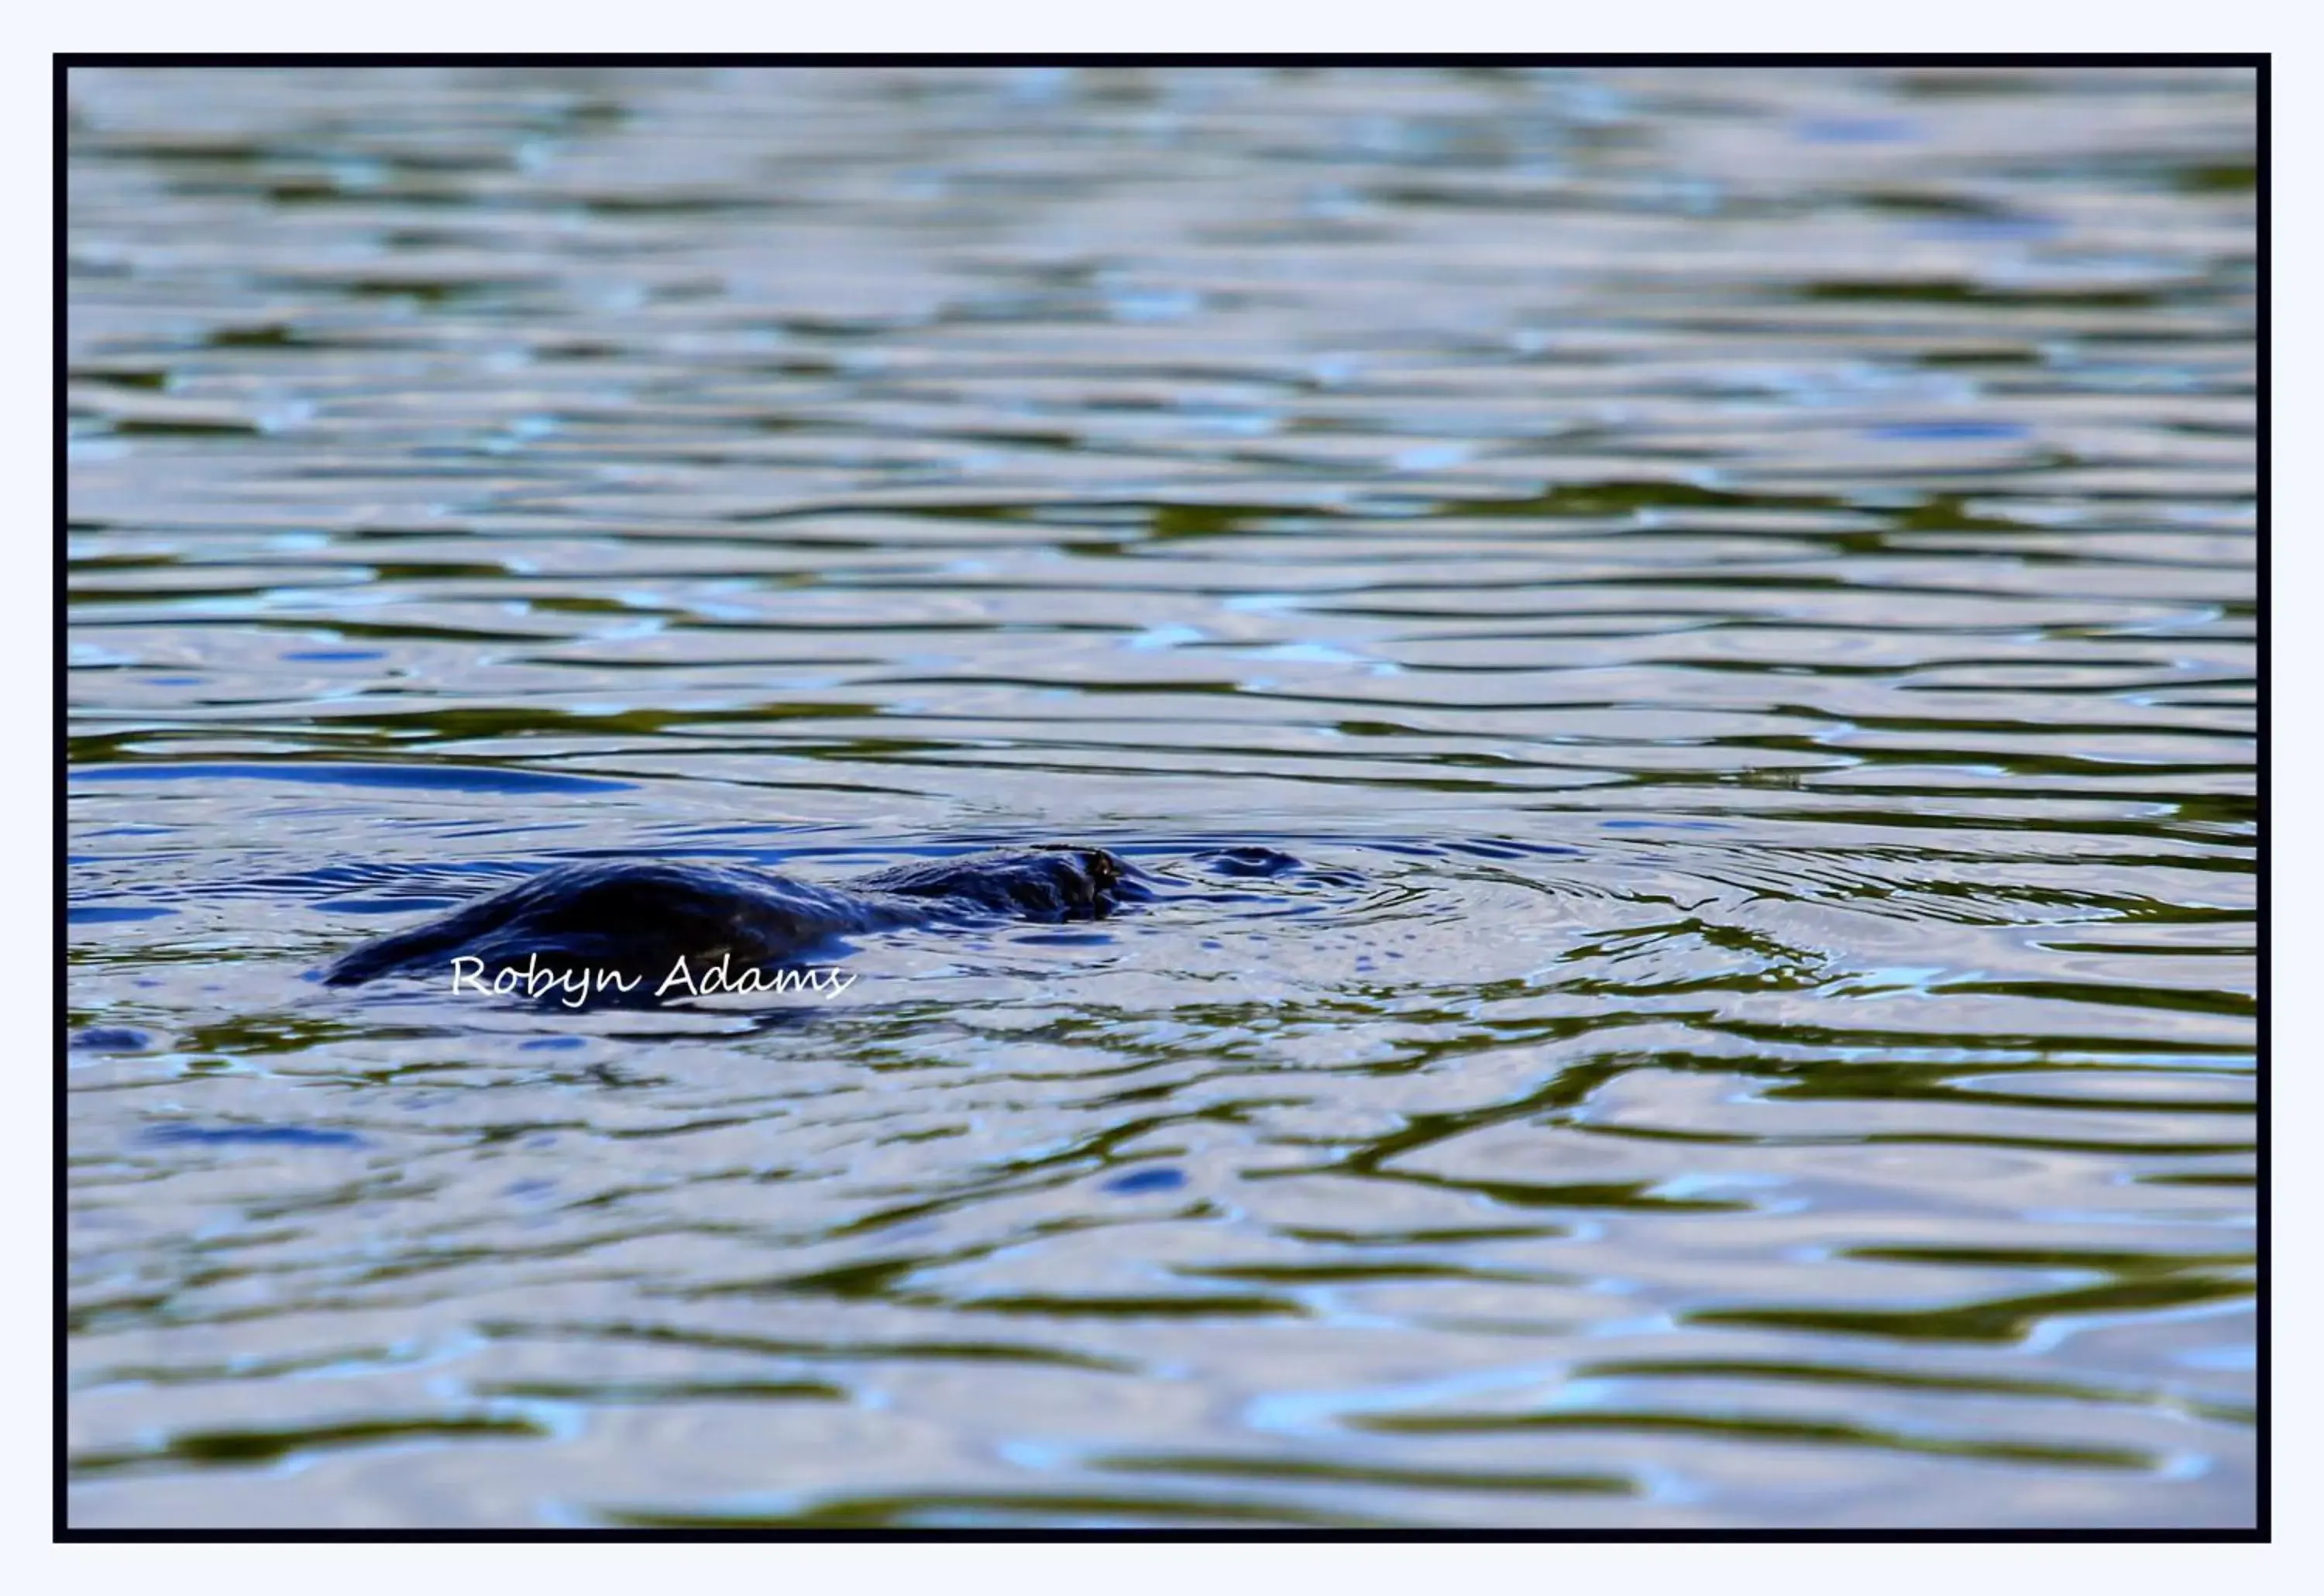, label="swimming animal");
[321,844,1136,1003]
